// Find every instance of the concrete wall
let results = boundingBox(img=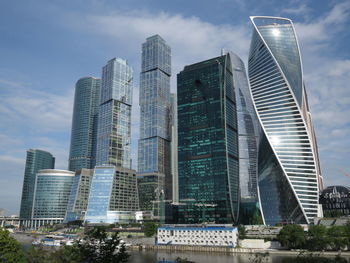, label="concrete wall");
[239,239,283,249]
